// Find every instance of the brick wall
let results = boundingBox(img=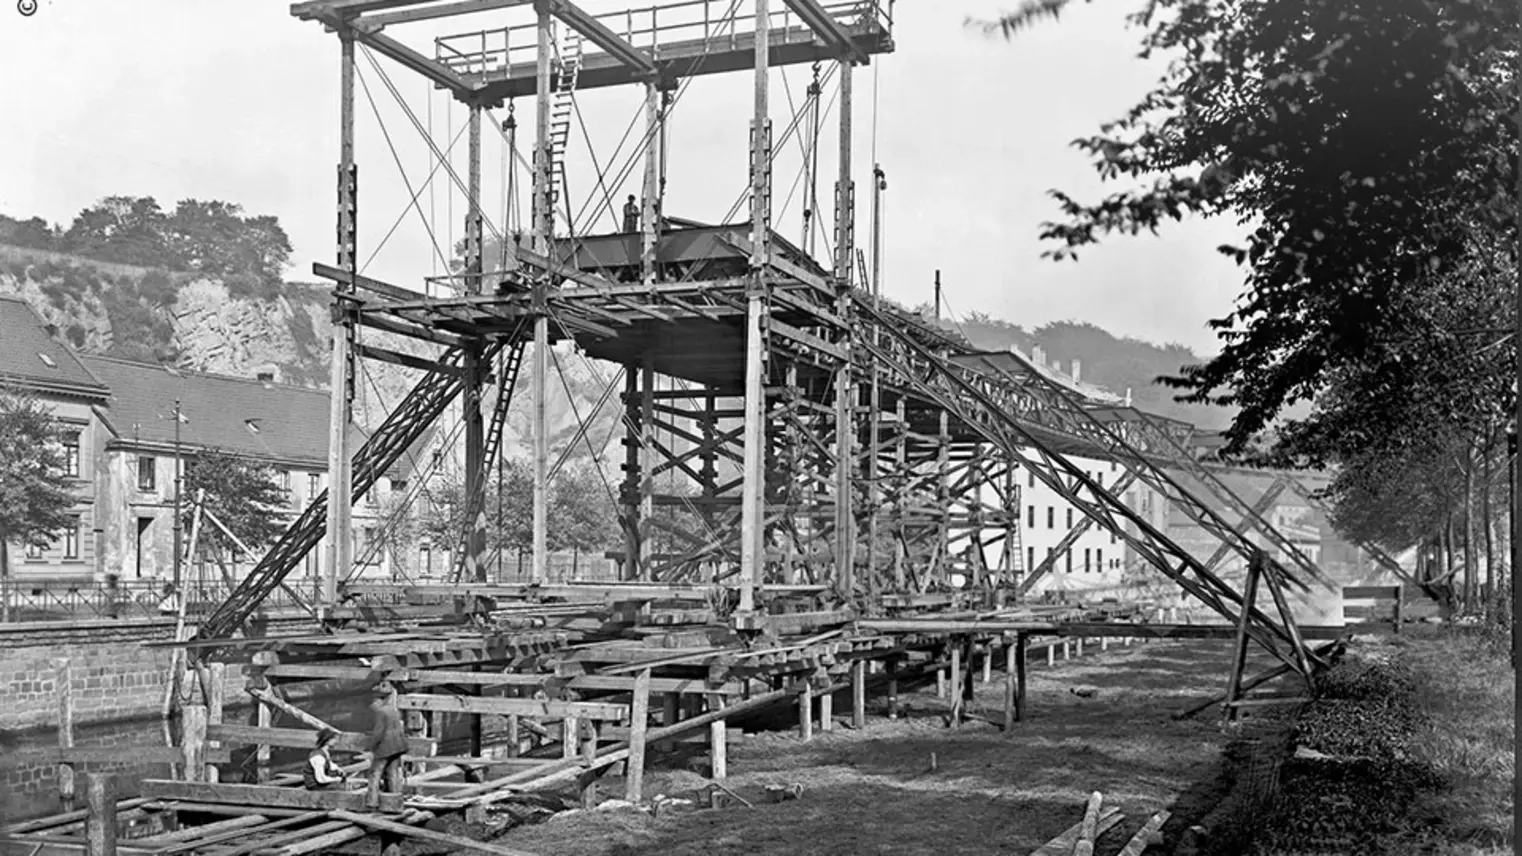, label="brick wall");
[0,618,258,732]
